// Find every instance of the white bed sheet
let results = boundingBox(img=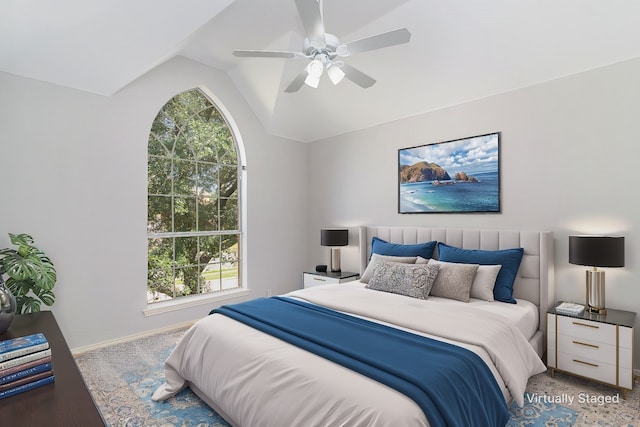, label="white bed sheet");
[413,292,540,341]
[153,283,546,426]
